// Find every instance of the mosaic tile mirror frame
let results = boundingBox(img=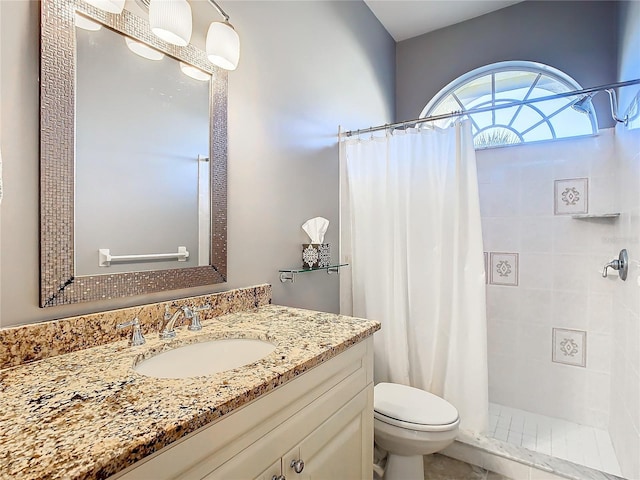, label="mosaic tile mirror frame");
[39,0,228,307]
